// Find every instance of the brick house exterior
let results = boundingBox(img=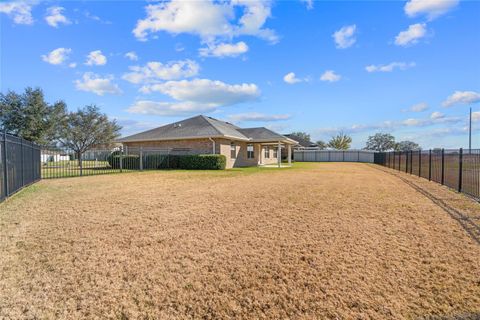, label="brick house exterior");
[118,115,297,169]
